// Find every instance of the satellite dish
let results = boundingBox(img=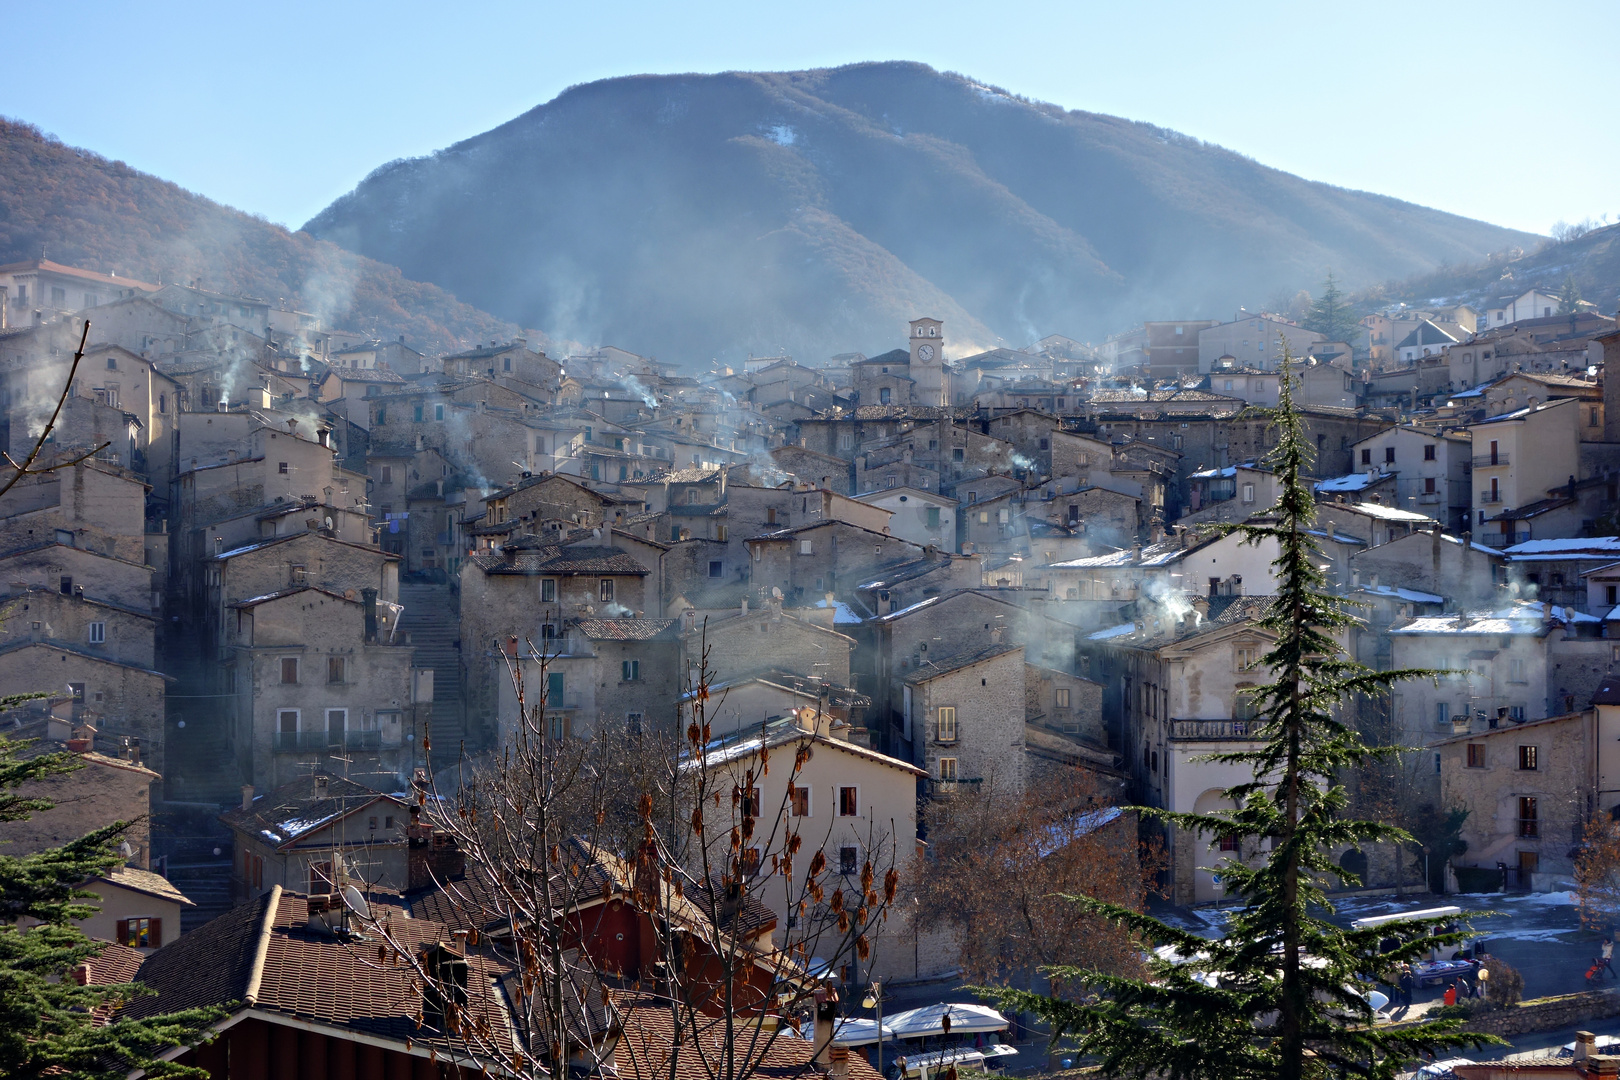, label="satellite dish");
[771,587,783,599]
[341,883,371,921]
